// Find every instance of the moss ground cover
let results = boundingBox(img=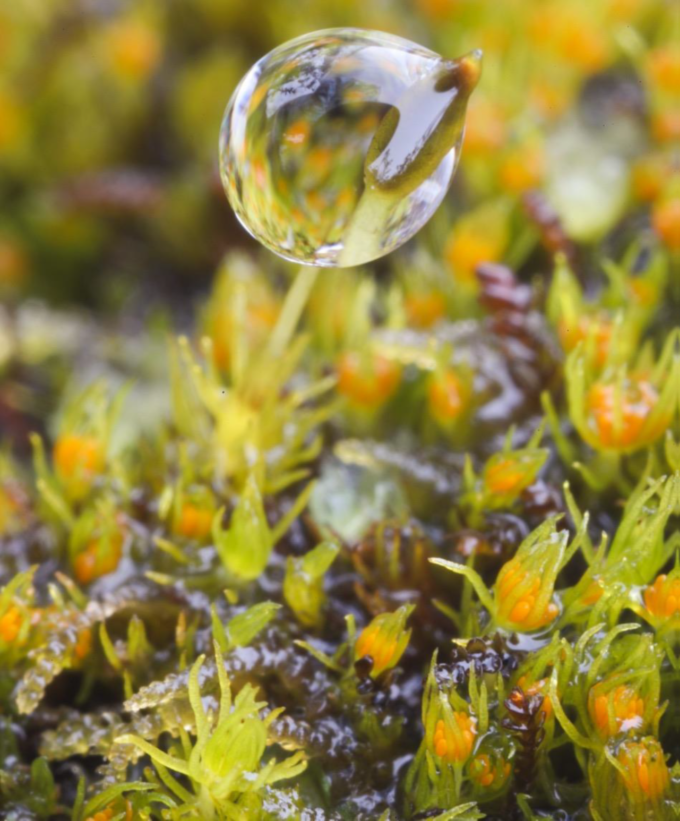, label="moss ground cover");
[1,0,680,818]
